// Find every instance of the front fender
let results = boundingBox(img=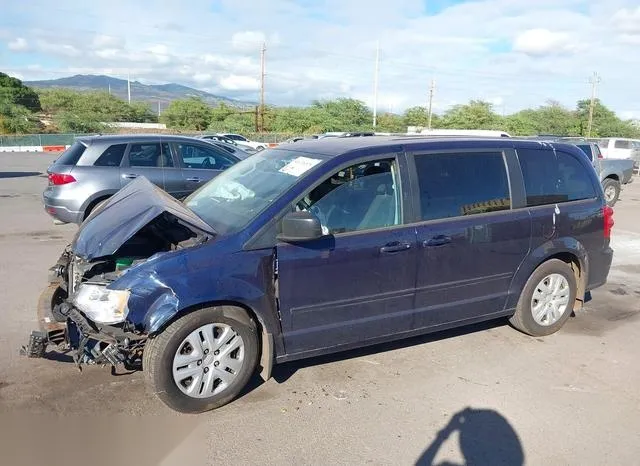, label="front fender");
[112,248,281,342]
[505,236,588,310]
